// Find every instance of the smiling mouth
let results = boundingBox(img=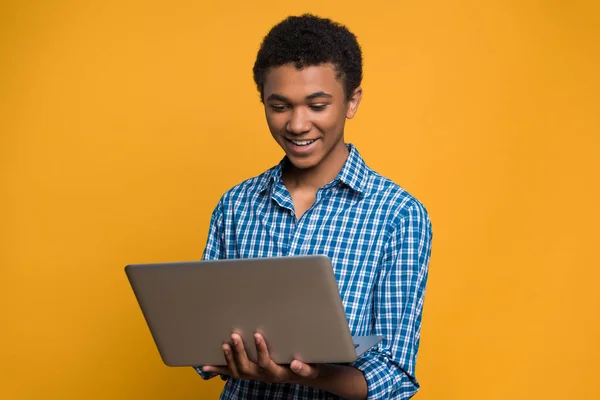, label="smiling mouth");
[287,138,318,146]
